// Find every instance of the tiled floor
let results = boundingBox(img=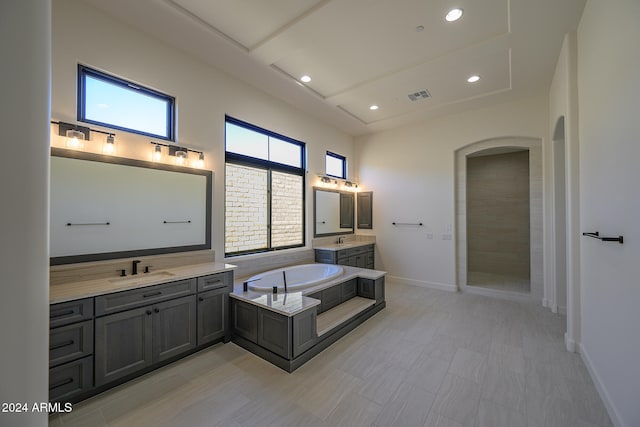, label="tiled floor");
[50,281,612,427]
[467,271,531,294]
